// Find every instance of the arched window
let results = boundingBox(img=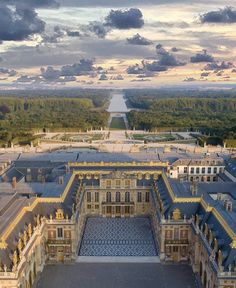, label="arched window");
[116,192,121,202]
[125,192,130,203]
[106,192,111,203]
